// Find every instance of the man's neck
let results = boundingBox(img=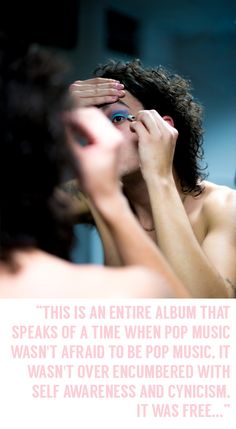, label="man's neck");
[122,172,154,230]
[122,170,186,231]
